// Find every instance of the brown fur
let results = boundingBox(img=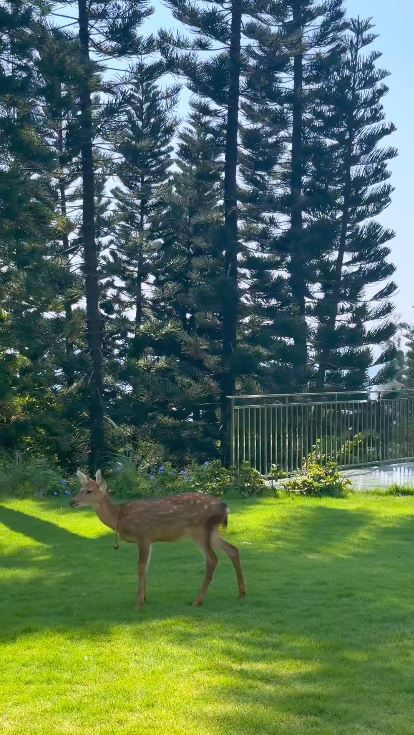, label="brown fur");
[71,470,246,608]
